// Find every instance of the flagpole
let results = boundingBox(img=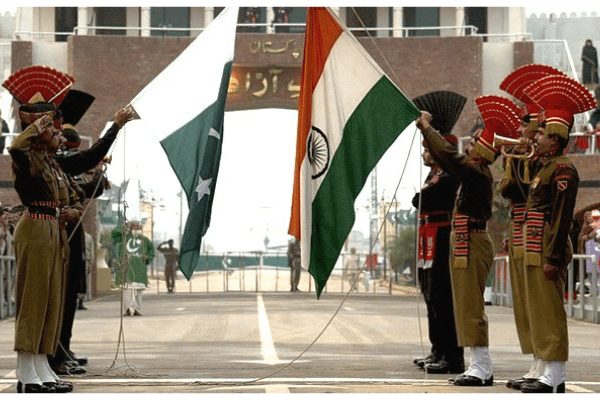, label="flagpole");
[178,189,183,248]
